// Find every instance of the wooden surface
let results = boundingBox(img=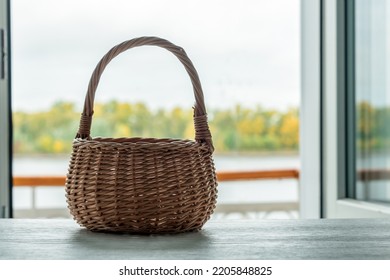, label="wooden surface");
[1,219,390,260]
